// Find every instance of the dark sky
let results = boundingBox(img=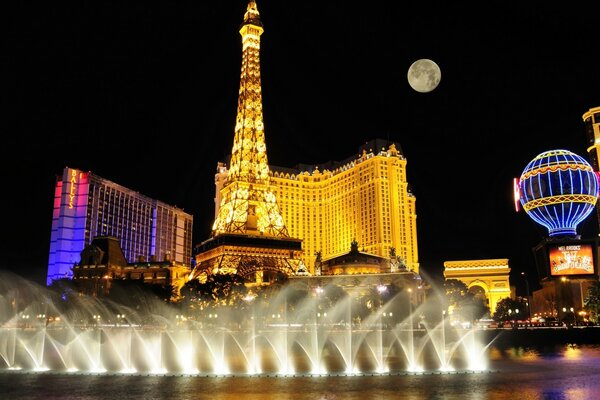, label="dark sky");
[4,1,600,293]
